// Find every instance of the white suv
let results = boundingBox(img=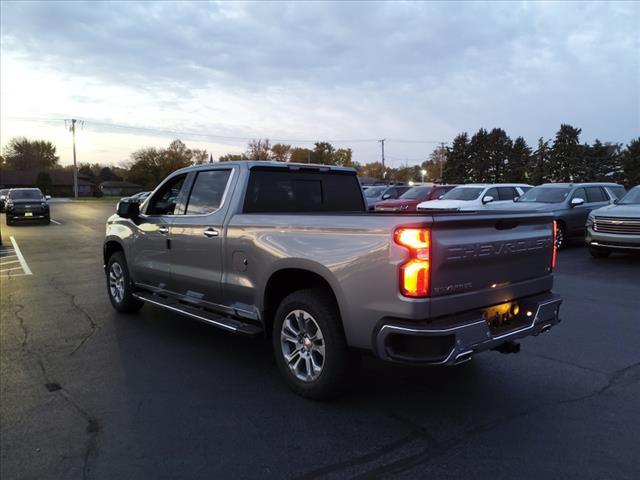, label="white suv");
[417,184,531,211]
